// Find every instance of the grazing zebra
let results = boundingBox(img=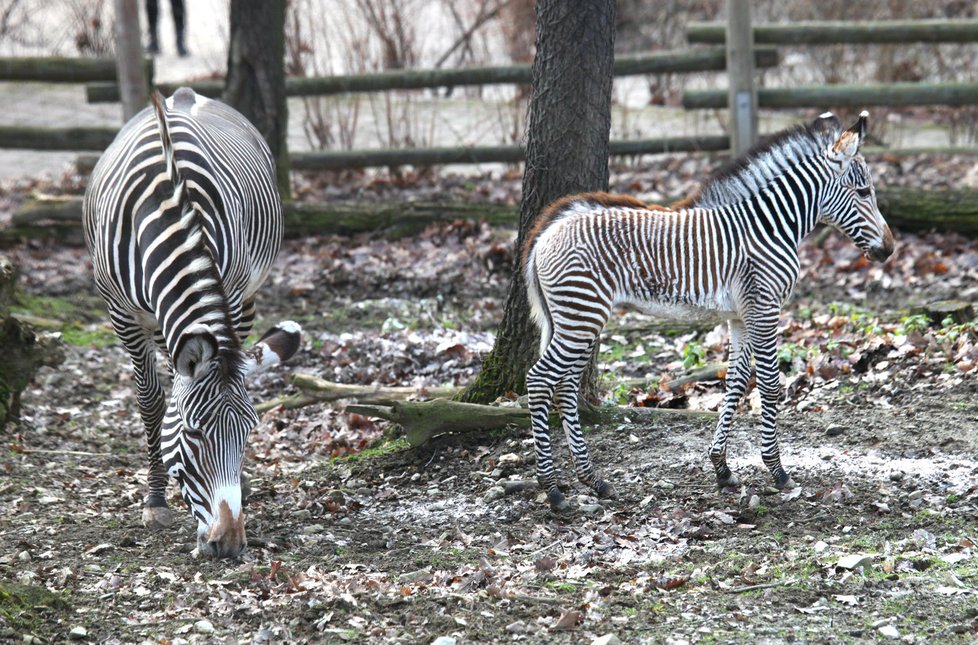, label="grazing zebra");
[523,112,894,512]
[83,89,301,557]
